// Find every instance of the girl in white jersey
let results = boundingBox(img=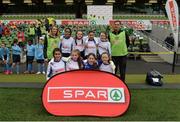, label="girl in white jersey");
[98,32,111,59]
[84,31,98,58]
[66,49,83,71]
[99,52,115,74]
[59,28,74,57]
[73,30,86,59]
[46,48,66,80]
